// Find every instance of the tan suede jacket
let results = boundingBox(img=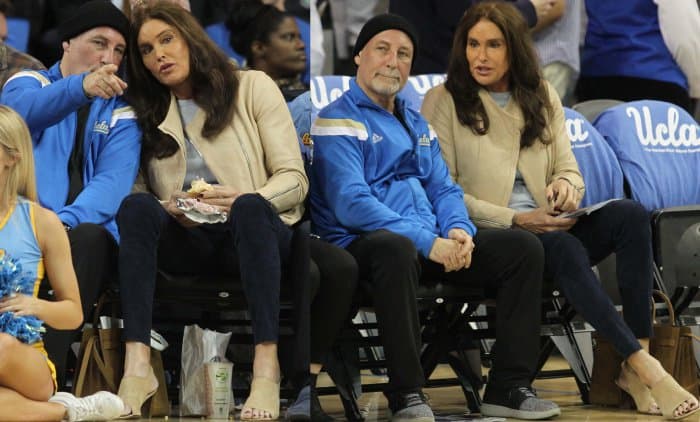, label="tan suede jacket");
[136,70,308,226]
[421,82,584,229]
